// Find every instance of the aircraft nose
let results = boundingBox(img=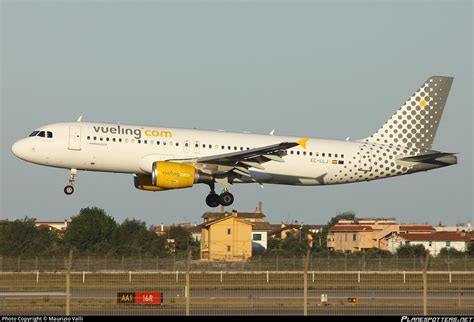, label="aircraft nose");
[11,139,28,159]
